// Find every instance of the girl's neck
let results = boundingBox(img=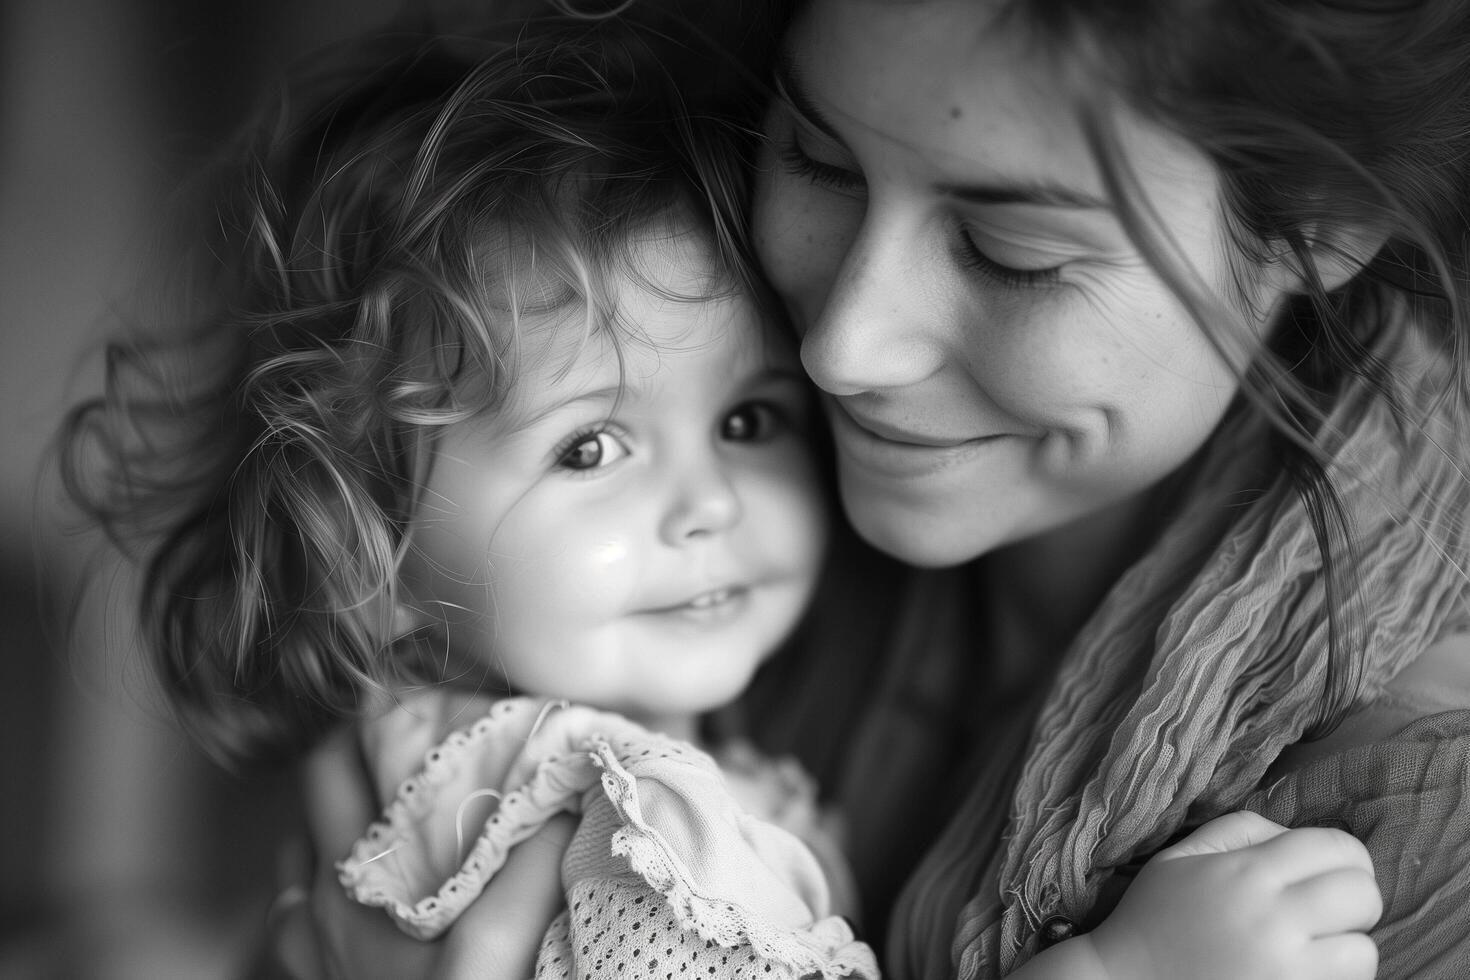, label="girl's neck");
[632,711,701,745]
